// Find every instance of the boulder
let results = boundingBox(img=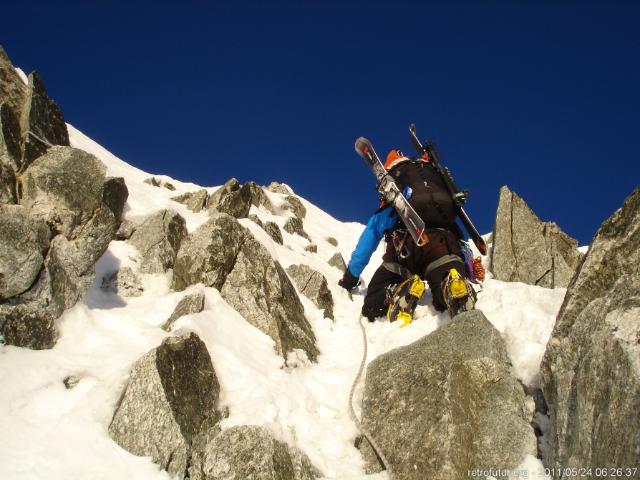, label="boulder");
[1,303,57,350]
[327,252,347,273]
[128,210,187,274]
[264,221,283,245]
[0,47,27,126]
[101,267,144,297]
[221,235,319,362]
[0,205,50,300]
[207,178,252,218]
[172,189,209,213]
[163,290,205,331]
[109,332,221,479]
[283,195,306,220]
[283,216,310,240]
[102,177,128,223]
[172,214,246,292]
[172,214,318,361]
[20,71,69,169]
[361,310,536,479]
[285,264,334,320]
[304,244,317,254]
[189,425,320,480]
[326,237,338,247]
[490,186,582,288]
[540,187,640,474]
[19,146,108,236]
